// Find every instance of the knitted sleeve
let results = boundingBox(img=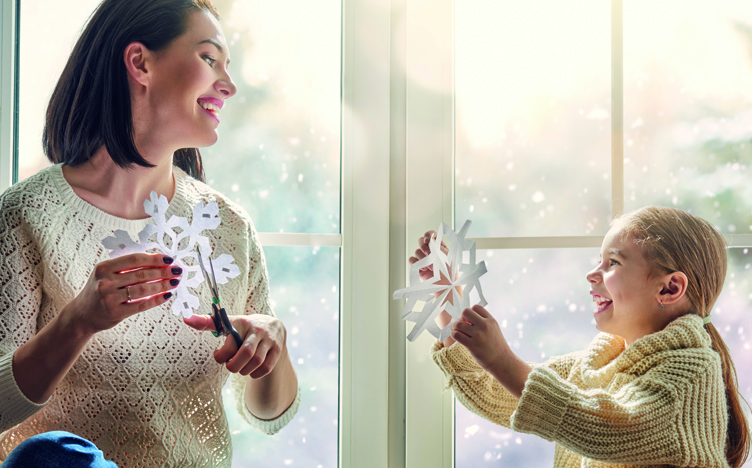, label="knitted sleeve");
[0,191,47,431]
[431,342,583,428]
[510,363,694,465]
[228,216,300,435]
[431,342,519,427]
